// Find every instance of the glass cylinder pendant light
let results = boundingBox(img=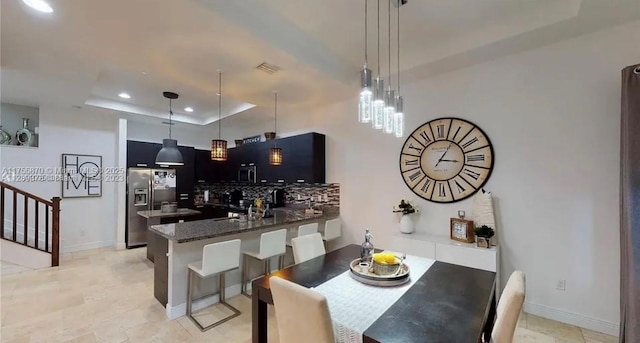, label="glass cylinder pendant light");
[394,96,404,138]
[155,92,184,166]
[211,71,228,161]
[358,0,372,124]
[383,0,395,135]
[384,89,395,134]
[269,92,283,166]
[372,0,385,130]
[394,0,405,138]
